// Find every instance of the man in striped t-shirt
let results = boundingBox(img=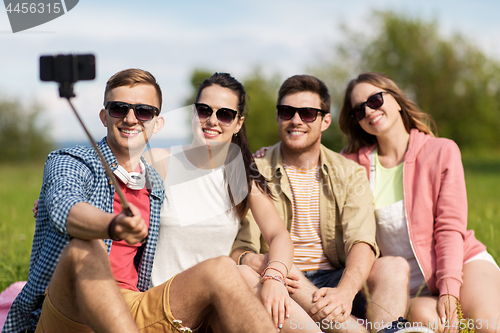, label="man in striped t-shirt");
[232,75,429,333]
